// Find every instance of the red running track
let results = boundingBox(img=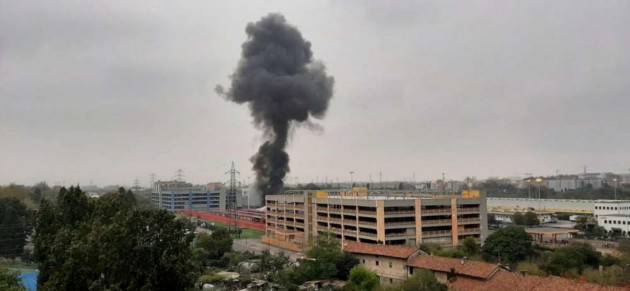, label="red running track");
[179,210,266,232]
